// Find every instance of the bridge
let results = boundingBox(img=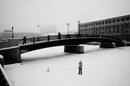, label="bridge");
[0,34,127,86]
[0,34,126,65]
[19,34,125,53]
